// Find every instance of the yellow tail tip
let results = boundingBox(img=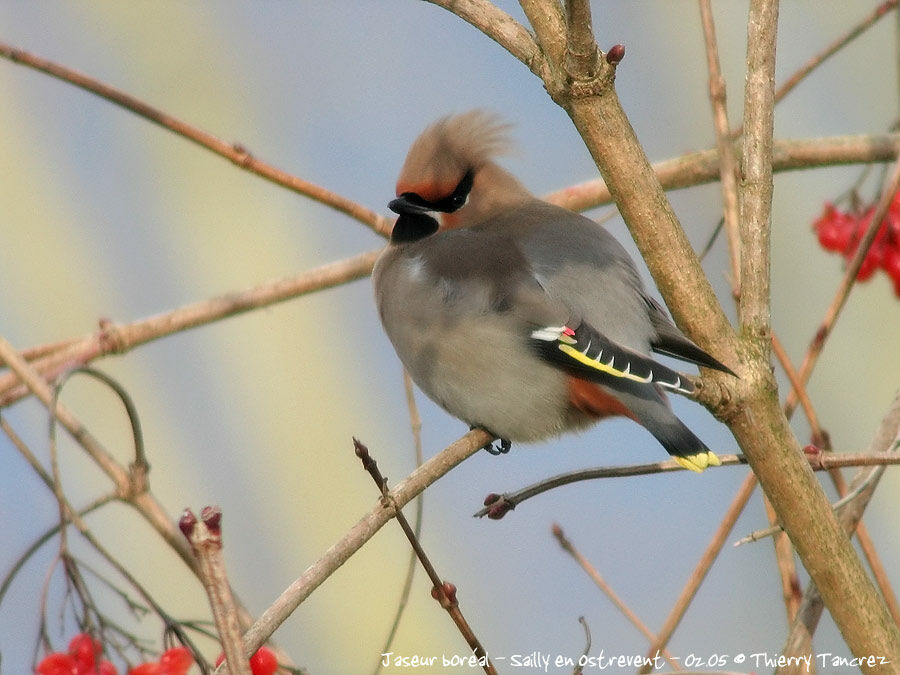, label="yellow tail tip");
[673,450,721,473]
